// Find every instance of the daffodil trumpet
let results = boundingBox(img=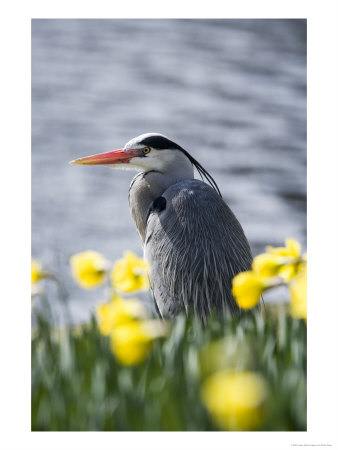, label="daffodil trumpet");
[232,271,284,310]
